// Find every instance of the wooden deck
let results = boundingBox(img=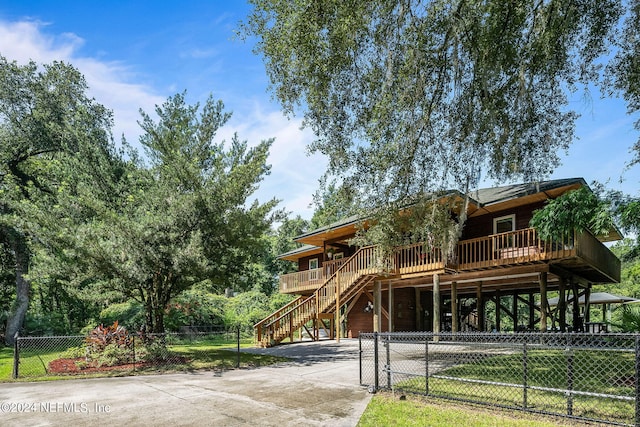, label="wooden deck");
[257,228,619,347]
[279,228,620,294]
